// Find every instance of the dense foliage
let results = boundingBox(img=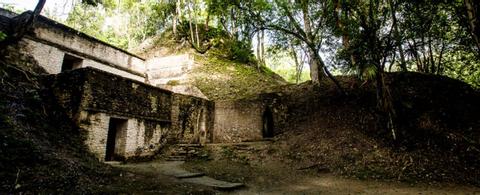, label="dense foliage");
[1,0,478,86]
